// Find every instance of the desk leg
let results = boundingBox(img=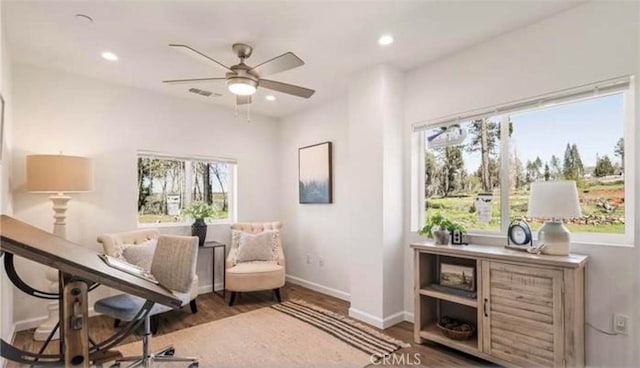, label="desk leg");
[61,274,89,367]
